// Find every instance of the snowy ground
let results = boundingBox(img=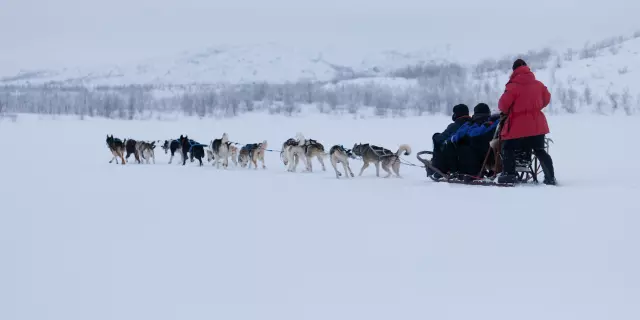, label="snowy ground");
[1,113,638,320]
